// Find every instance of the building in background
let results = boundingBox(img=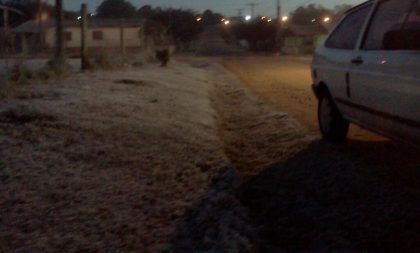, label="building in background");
[13,18,144,57]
